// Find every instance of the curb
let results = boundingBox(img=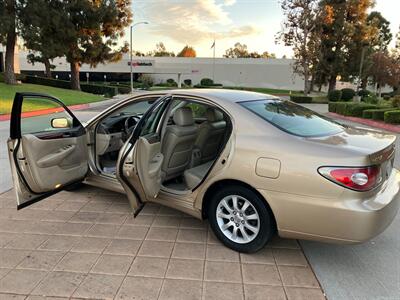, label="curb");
[327,112,400,133]
[0,103,90,121]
